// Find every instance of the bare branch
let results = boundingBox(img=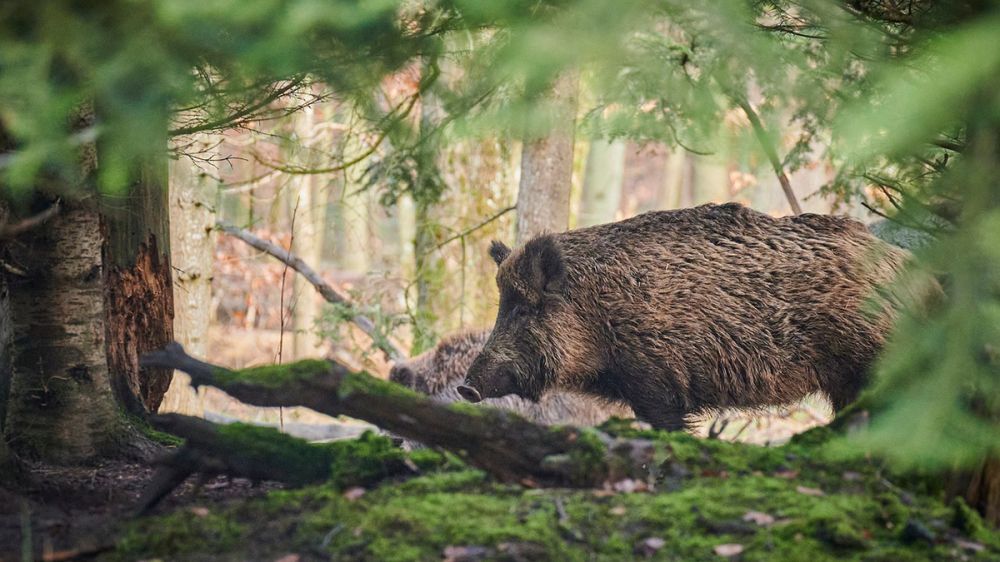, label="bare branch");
[217,221,407,362]
[0,200,61,240]
[736,99,803,215]
[435,205,516,250]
